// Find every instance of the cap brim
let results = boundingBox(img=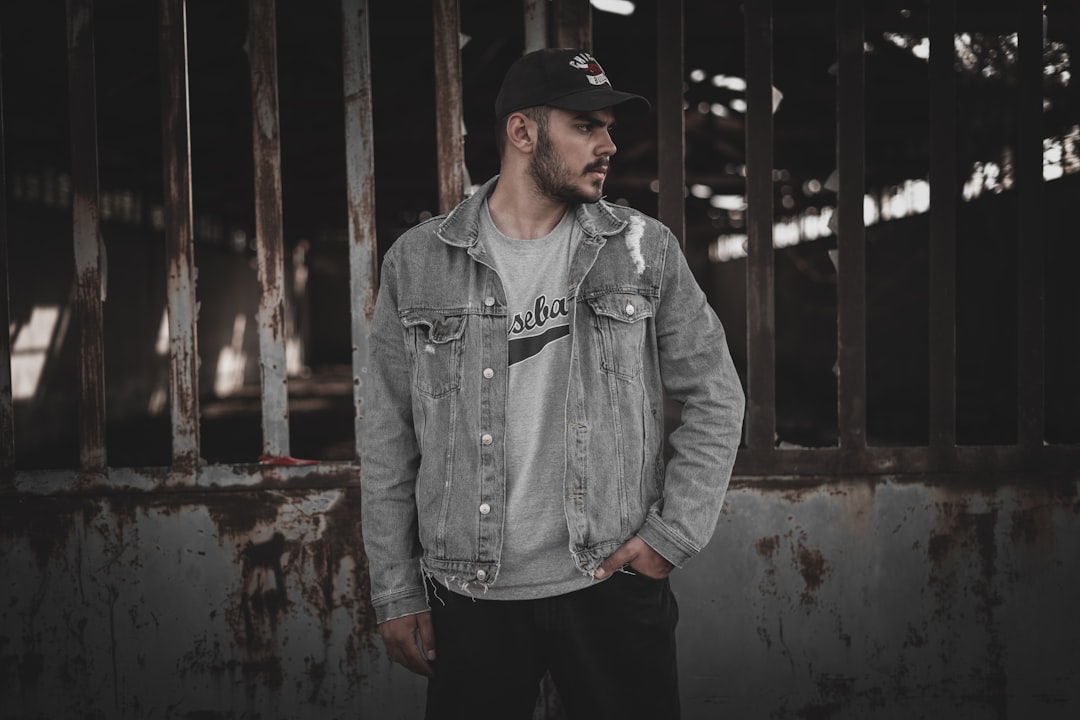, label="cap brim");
[547,87,651,116]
